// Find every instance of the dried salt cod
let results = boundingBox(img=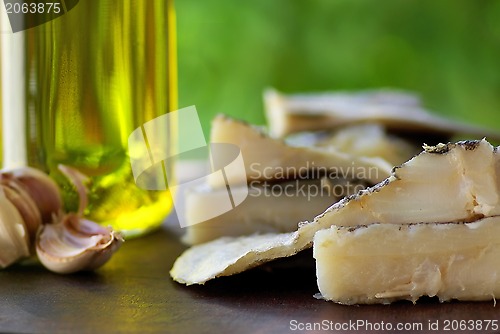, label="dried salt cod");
[182,178,366,245]
[209,115,393,187]
[171,139,500,285]
[314,218,500,304]
[264,88,500,139]
[184,178,374,246]
[285,123,421,168]
[184,117,406,244]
